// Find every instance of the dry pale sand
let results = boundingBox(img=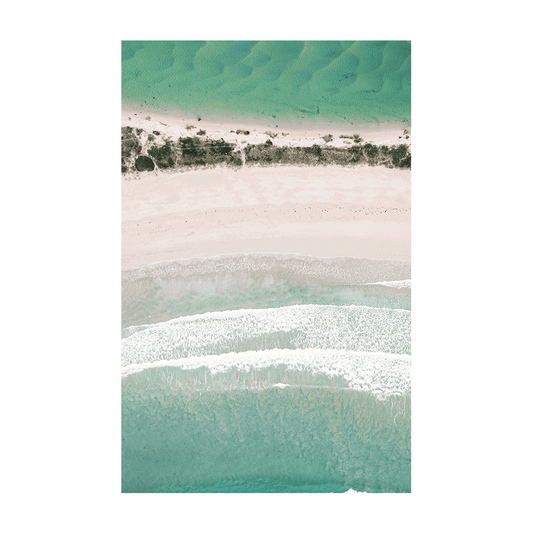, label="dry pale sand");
[122,164,410,268]
[122,111,411,150]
